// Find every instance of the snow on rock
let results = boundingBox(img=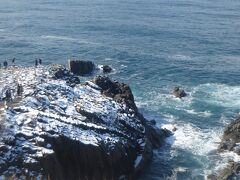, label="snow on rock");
[0,65,169,179]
